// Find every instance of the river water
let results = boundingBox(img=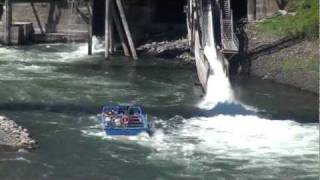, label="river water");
[0,43,318,180]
